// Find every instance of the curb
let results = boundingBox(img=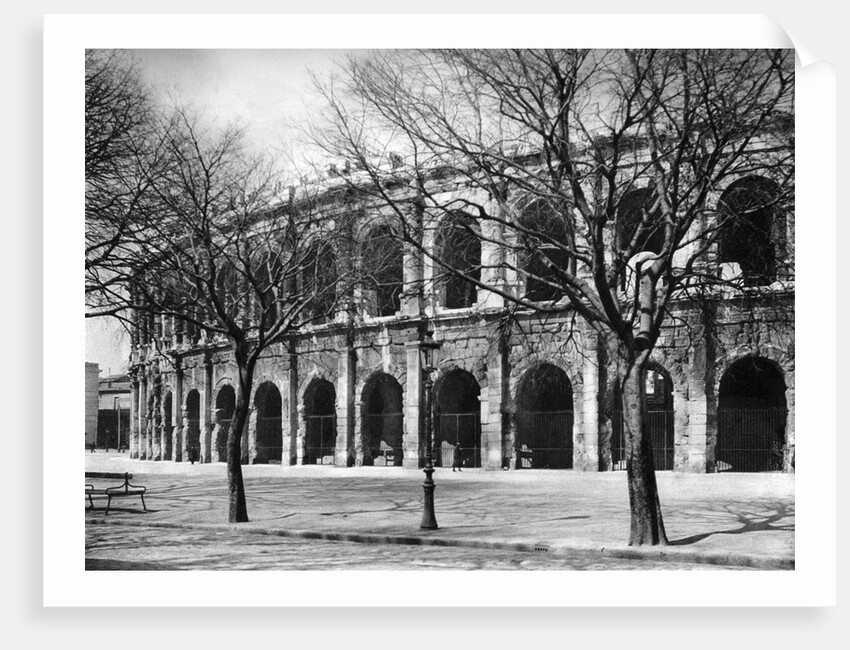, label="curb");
[87,517,794,570]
